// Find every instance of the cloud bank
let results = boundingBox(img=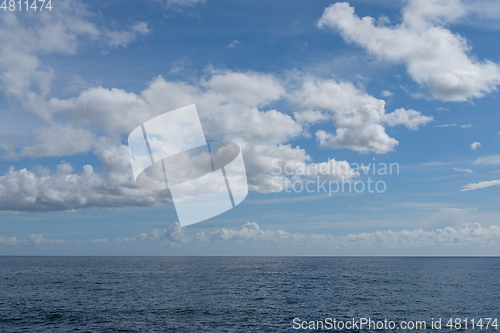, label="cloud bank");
[4,222,499,250]
[0,0,435,213]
